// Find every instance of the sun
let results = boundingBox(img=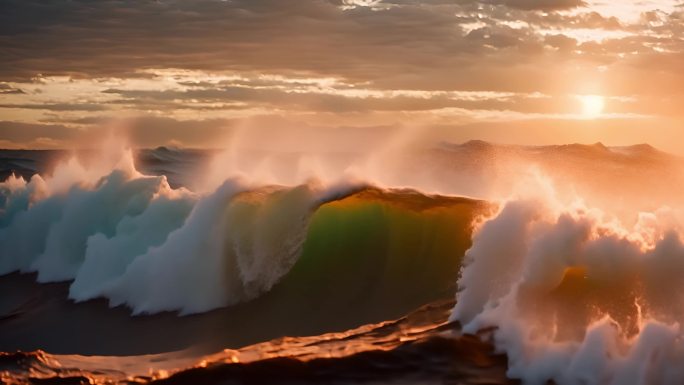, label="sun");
[578,95,605,119]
